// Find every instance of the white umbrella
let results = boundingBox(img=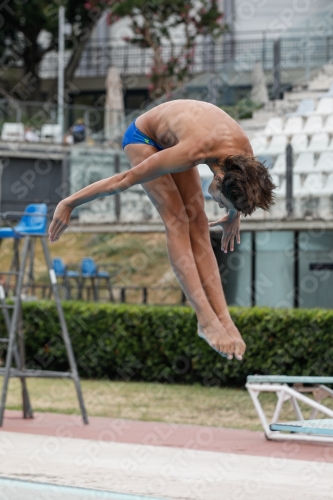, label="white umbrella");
[251,61,269,106]
[104,66,125,140]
